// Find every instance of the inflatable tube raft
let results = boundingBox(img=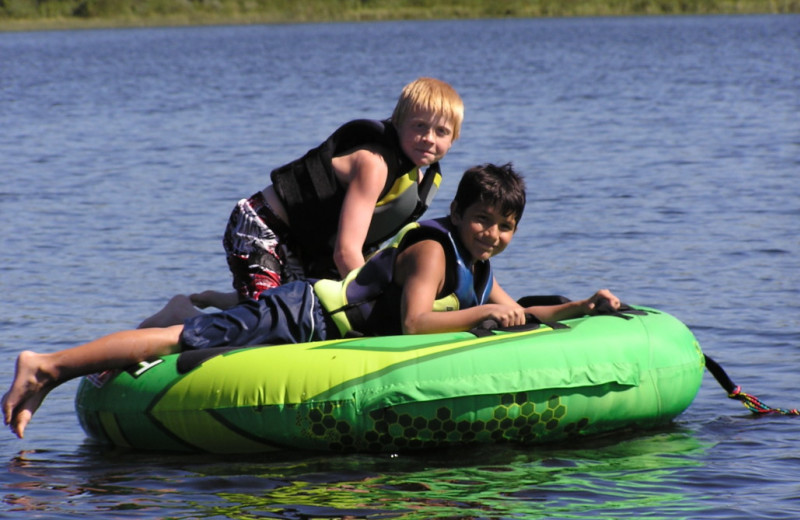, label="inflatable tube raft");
[75,305,704,454]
